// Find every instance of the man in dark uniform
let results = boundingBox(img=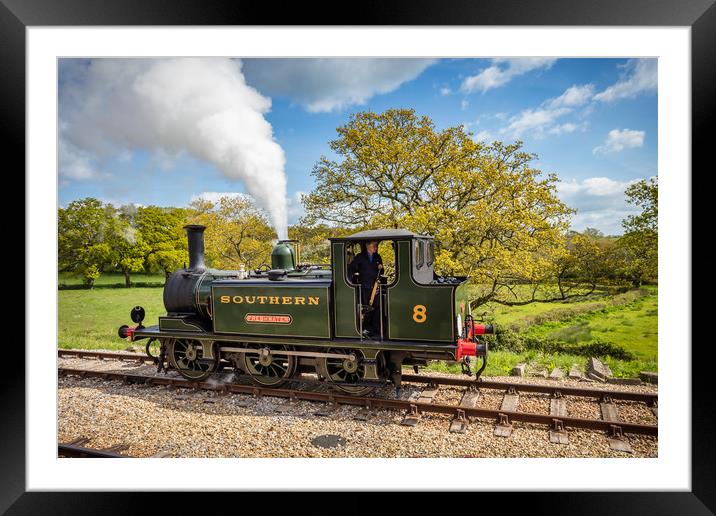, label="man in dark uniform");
[347,240,383,338]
